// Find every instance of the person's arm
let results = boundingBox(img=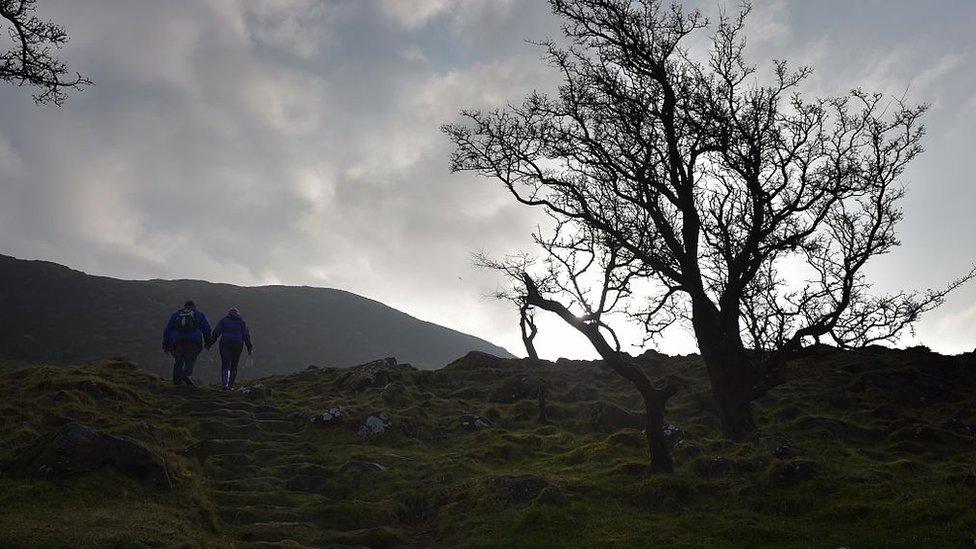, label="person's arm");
[243,320,253,353]
[162,313,175,353]
[198,312,213,346]
[209,318,222,348]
